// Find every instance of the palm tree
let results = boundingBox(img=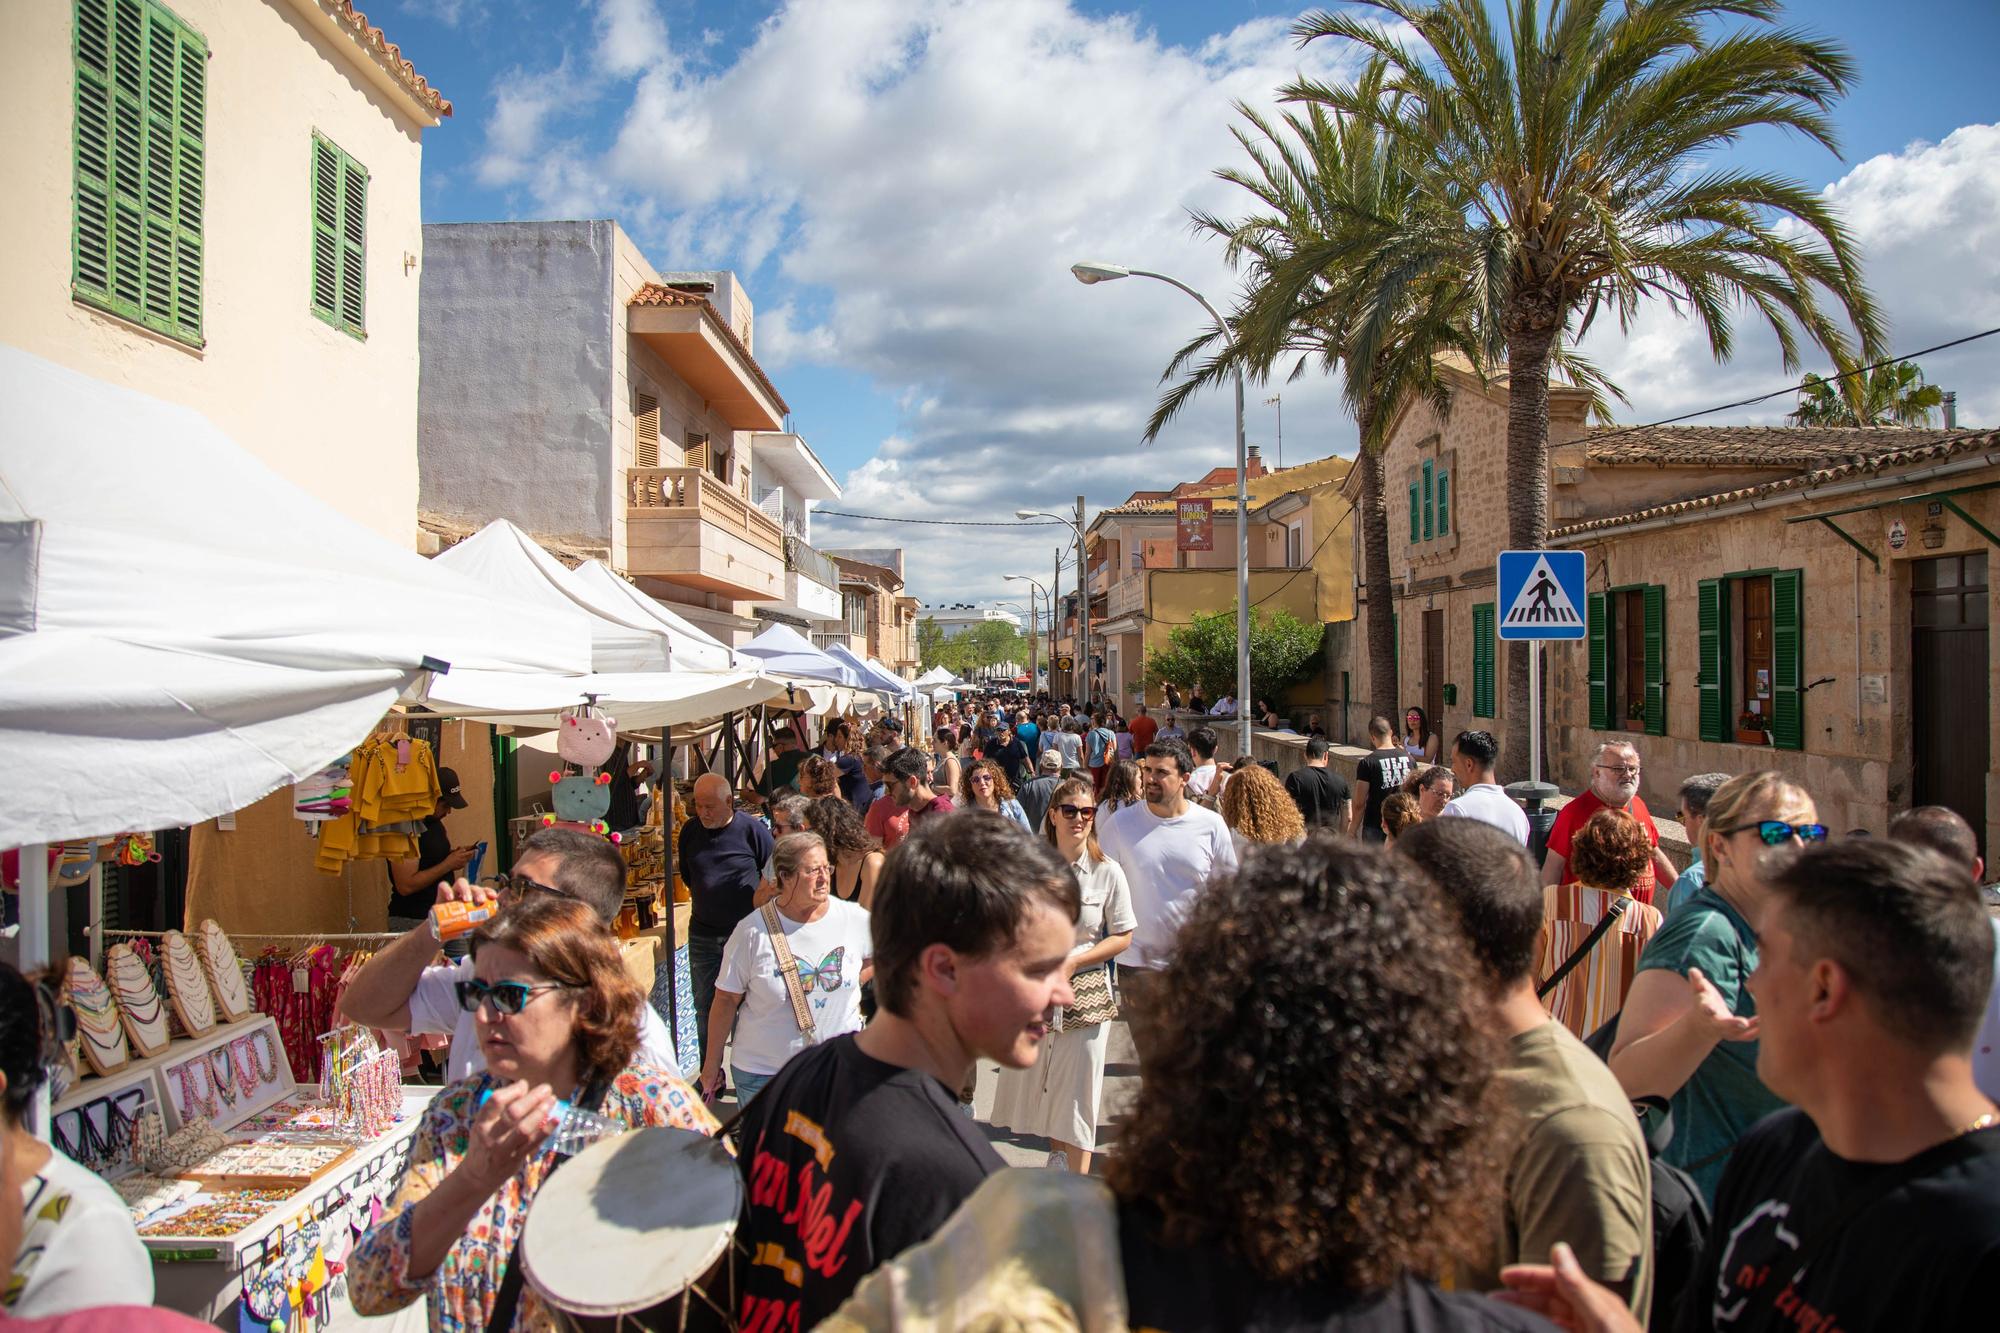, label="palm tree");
[1793,359,1944,427]
[1290,0,1882,777]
